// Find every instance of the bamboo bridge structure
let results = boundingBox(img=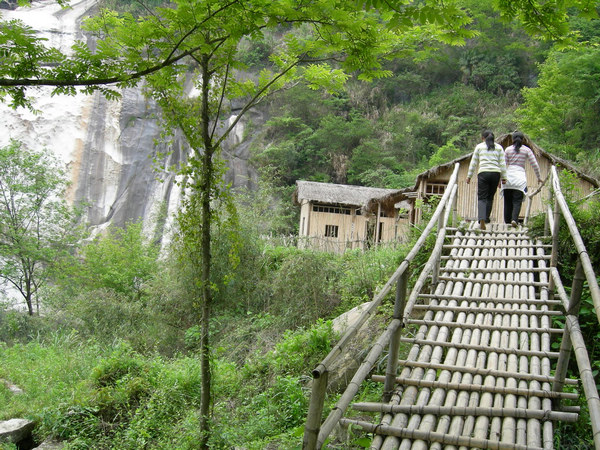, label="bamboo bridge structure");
[303,164,600,449]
